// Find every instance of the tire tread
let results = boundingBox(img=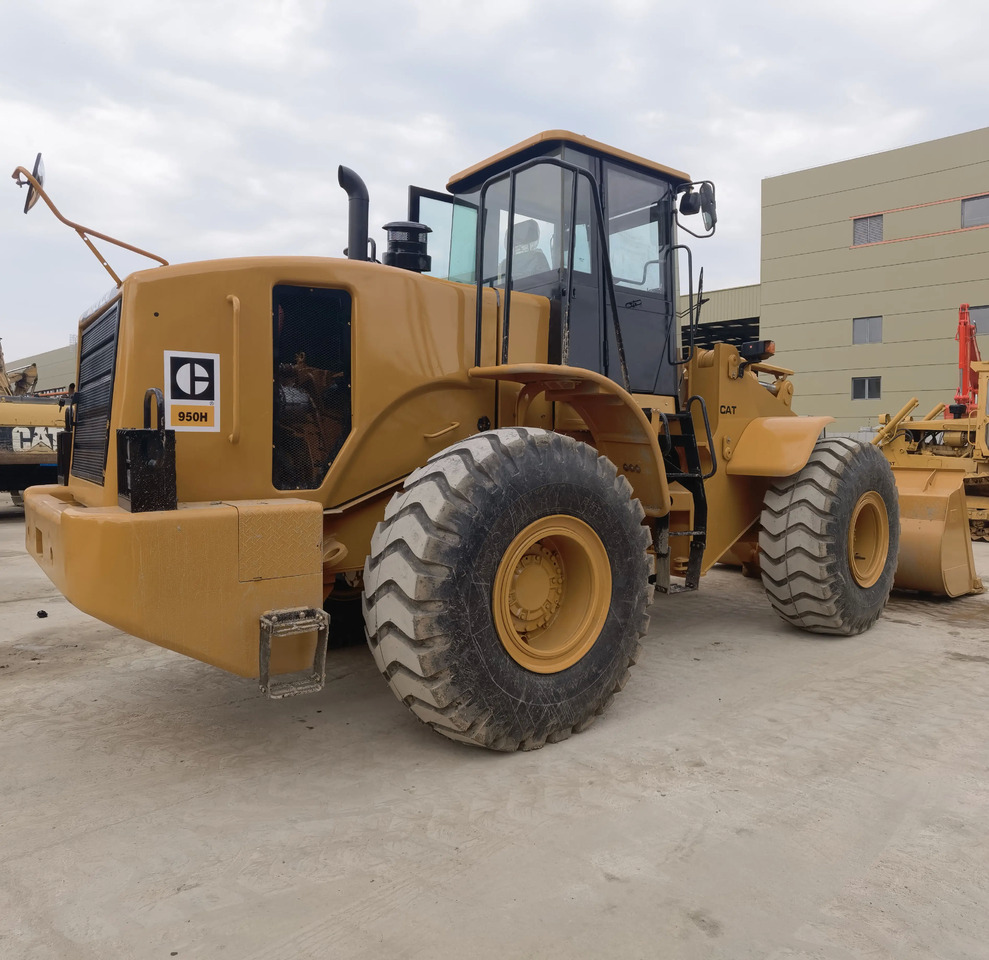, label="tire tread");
[363,428,650,750]
[759,437,898,636]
